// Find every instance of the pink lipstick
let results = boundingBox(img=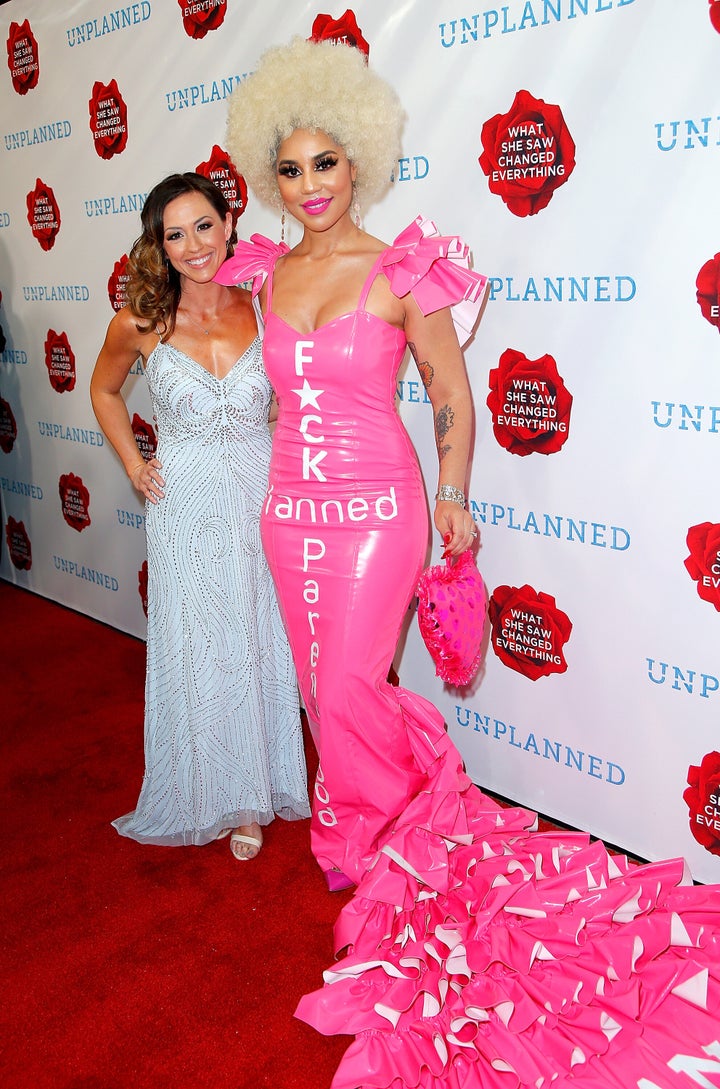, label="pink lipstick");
[301,197,332,216]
